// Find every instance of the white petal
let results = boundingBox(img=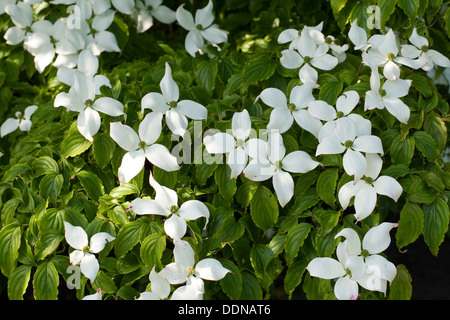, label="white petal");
[164,215,187,240]
[91,9,115,32]
[89,232,115,254]
[185,29,204,57]
[272,170,294,207]
[307,100,337,121]
[195,258,230,281]
[54,92,85,112]
[94,30,121,52]
[365,254,397,282]
[245,138,268,161]
[400,44,421,59]
[110,122,140,152]
[129,198,170,216]
[296,27,317,58]
[80,253,99,282]
[307,257,346,279]
[343,149,367,181]
[83,288,102,300]
[267,108,294,134]
[426,50,450,68]
[258,87,287,109]
[203,132,235,154]
[64,221,88,250]
[291,109,323,138]
[364,91,384,111]
[69,250,85,265]
[92,97,124,117]
[373,176,403,202]
[149,171,178,209]
[336,90,359,115]
[161,262,189,284]
[242,159,274,182]
[345,255,366,281]
[378,29,398,57]
[5,3,33,28]
[118,150,146,184]
[145,143,180,172]
[173,239,195,269]
[141,92,169,114]
[299,63,318,85]
[94,75,111,95]
[362,222,398,254]
[354,185,377,221]
[383,60,400,80]
[315,136,345,156]
[277,29,299,44]
[348,19,367,49]
[111,0,134,14]
[280,49,304,69]
[383,79,412,98]
[282,150,320,173]
[231,109,251,141]
[77,107,100,142]
[19,119,32,132]
[152,5,177,24]
[346,114,371,137]
[365,153,383,180]
[227,147,247,179]
[311,54,339,71]
[170,283,203,300]
[4,26,25,45]
[267,132,286,163]
[149,267,171,300]
[382,98,410,124]
[179,200,210,226]
[334,277,359,300]
[338,180,365,210]
[289,84,315,109]
[352,135,384,155]
[408,27,428,49]
[160,62,179,102]
[335,227,362,256]
[176,4,195,30]
[0,118,19,137]
[77,49,98,75]
[201,26,228,44]
[177,100,207,120]
[139,111,163,145]
[335,117,356,143]
[195,0,214,28]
